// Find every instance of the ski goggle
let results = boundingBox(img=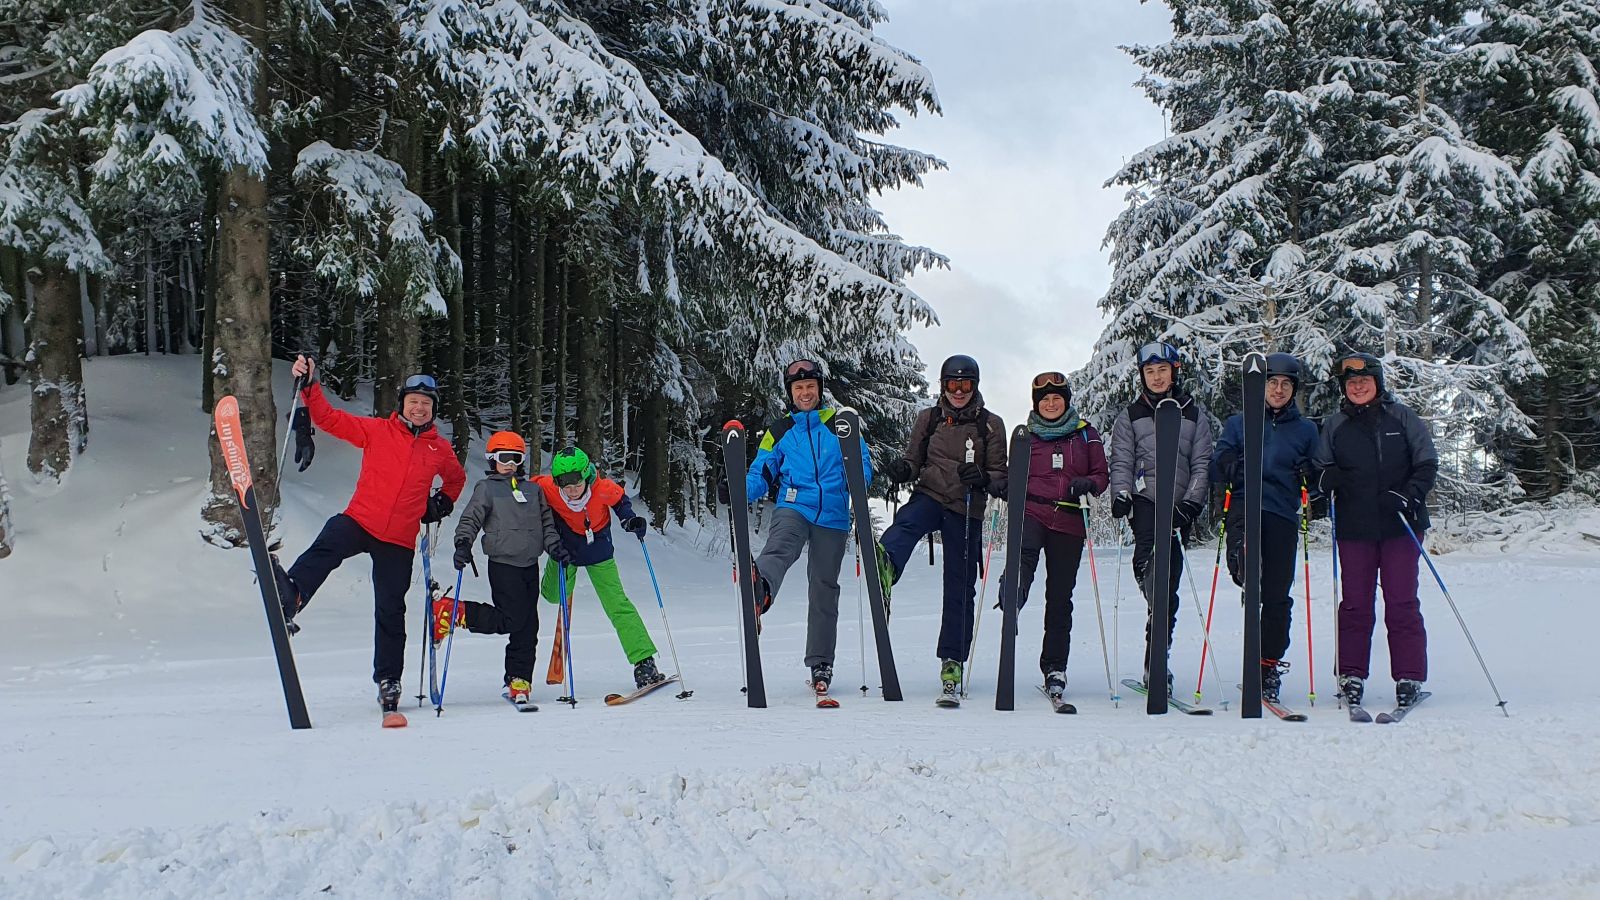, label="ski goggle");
[402,374,438,391]
[786,359,821,377]
[489,450,525,465]
[1032,371,1068,389]
[1337,358,1379,379]
[944,378,975,394]
[1136,342,1180,367]
[553,471,586,488]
